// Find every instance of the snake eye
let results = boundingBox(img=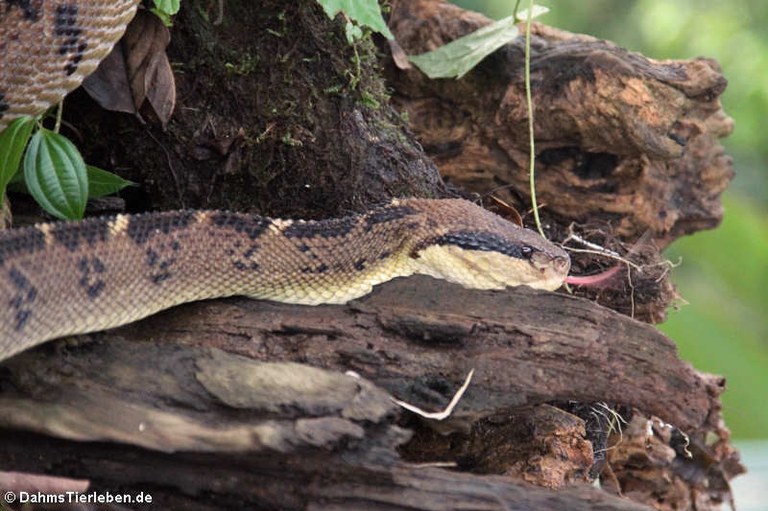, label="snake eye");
[520,245,533,259]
